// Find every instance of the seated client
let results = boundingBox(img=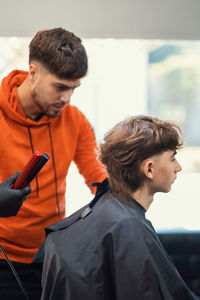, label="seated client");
[34,115,200,300]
